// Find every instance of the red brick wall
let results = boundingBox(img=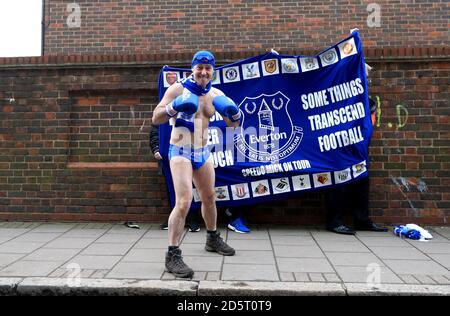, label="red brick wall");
[0,52,449,225]
[44,0,449,55]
